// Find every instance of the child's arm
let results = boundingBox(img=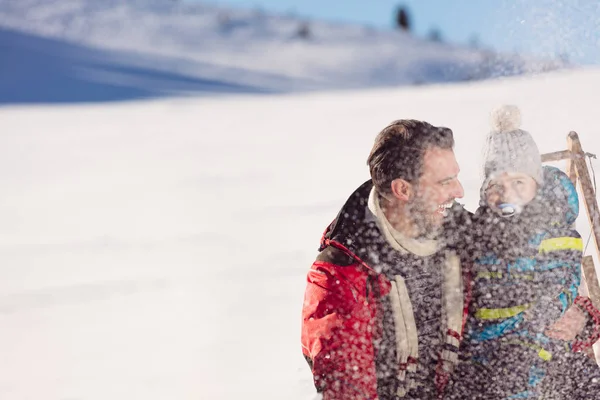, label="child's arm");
[524,230,583,333]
